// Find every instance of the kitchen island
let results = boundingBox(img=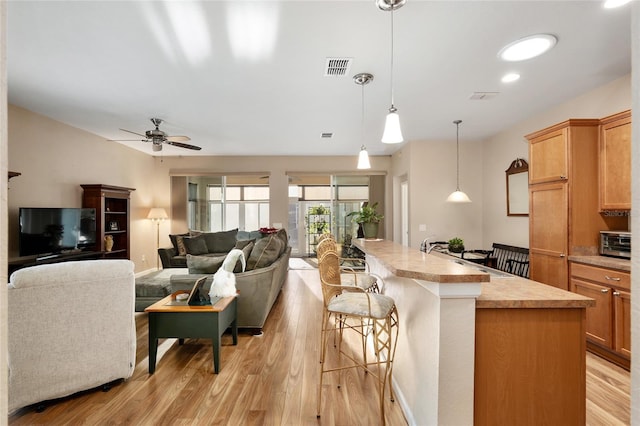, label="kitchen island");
[353,238,594,426]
